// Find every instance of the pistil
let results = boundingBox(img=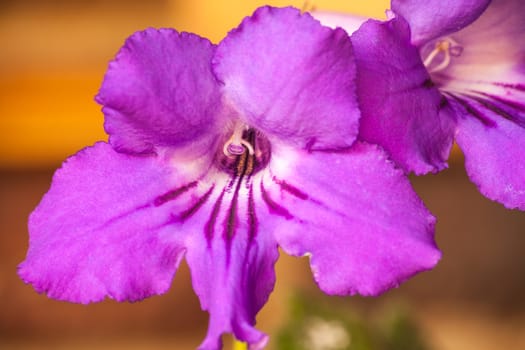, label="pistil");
[223,122,255,156]
[423,37,463,73]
